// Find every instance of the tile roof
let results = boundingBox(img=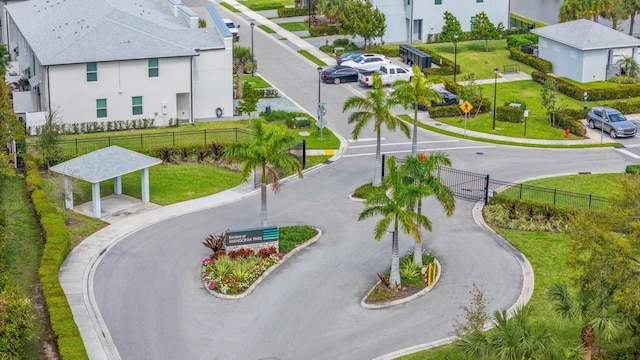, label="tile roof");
[6,0,226,65]
[50,146,162,183]
[531,19,640,50]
